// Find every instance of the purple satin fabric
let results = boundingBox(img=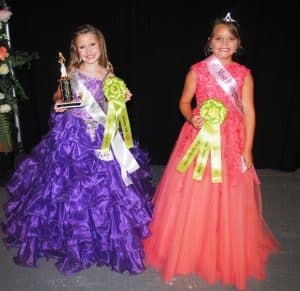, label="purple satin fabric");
[1,73,154,275]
